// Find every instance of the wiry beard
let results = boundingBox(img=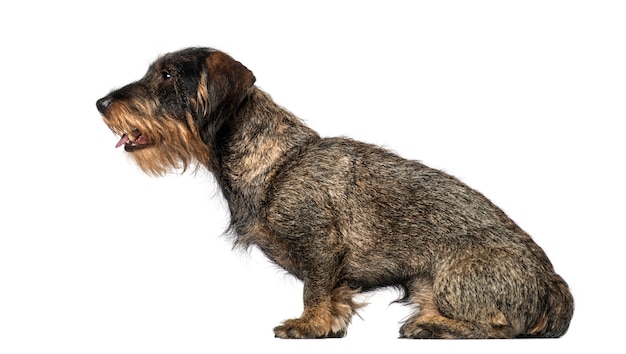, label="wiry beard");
[103,100,211,176]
